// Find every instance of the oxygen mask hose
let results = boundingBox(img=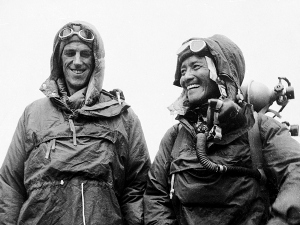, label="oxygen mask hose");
[195,133,227,173]
[195,133,262,180]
